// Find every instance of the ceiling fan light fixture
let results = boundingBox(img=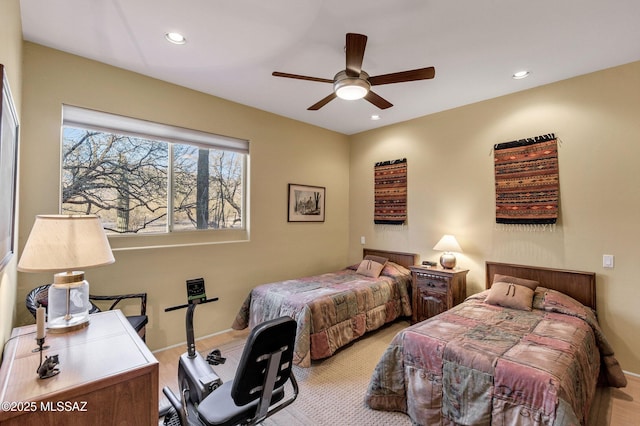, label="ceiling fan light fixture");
[272,33,434,111]
[334,70,370,100]
[336,83,368,100]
